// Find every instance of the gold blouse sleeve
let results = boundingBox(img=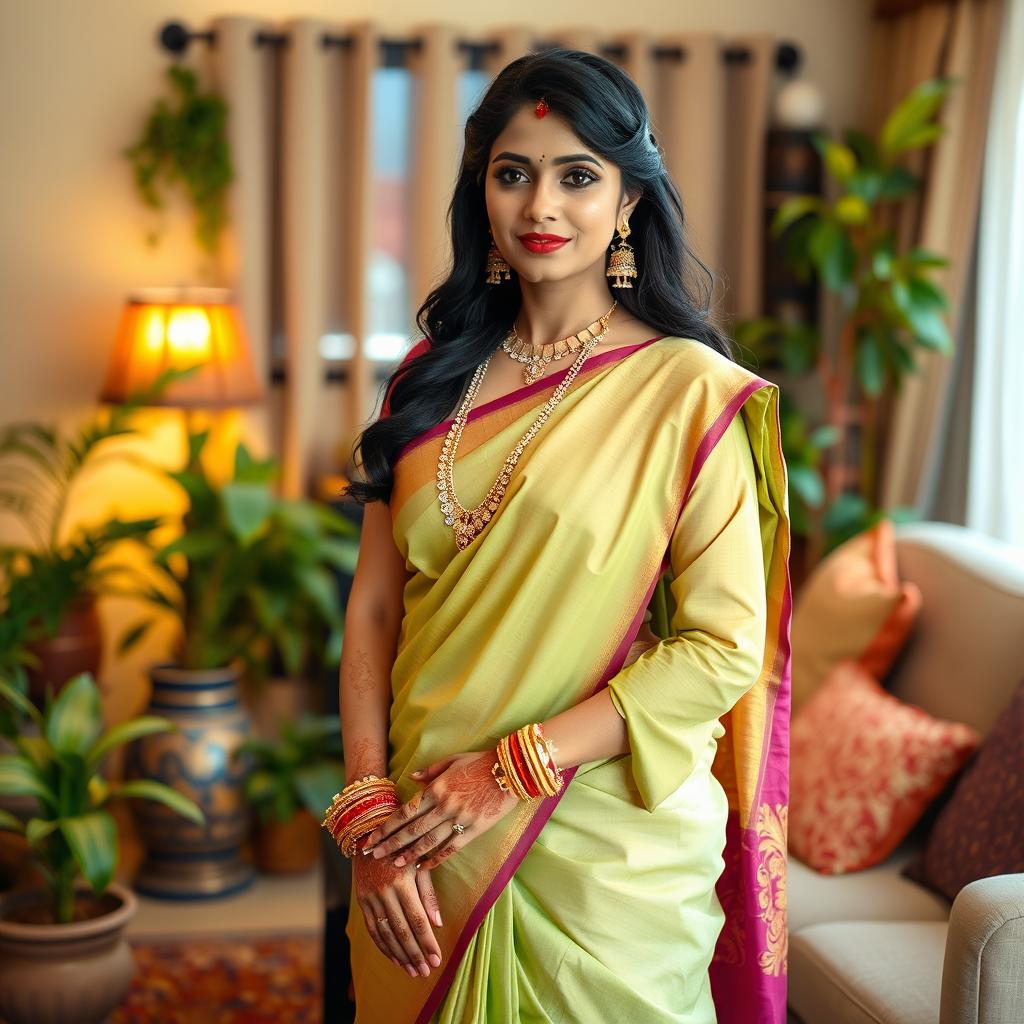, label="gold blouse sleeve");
[606,409,768,813]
